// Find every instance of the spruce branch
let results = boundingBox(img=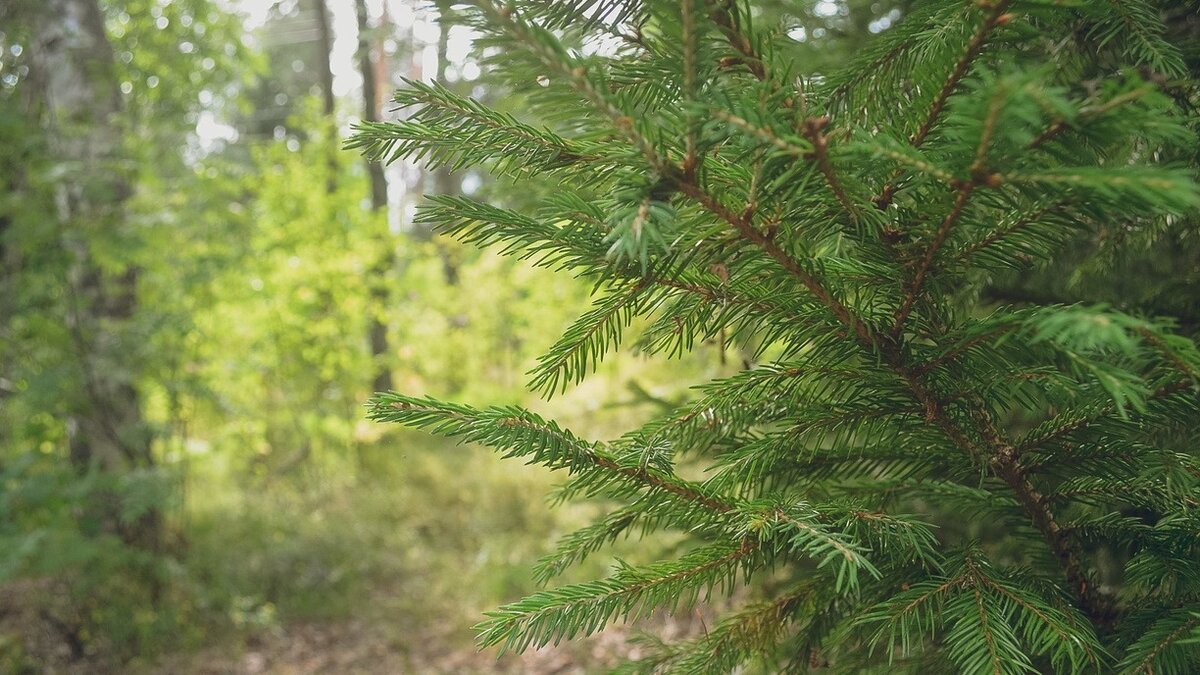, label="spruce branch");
[619,584,815,674]
[800,115,862,222]
[676,129,1109,625]
[710,108,811,157]
[1118,607,1200,674]
[874,0,1014,210]
[1016,379,1195,457]
[670,172,880,347]
[754,504,880,592]
[477,540,757,653]
[367,393,735,513]
[1138,327,1200,383]
[1091,0,1188,79]
[695,166,1110,628]
[910,0,1013,149]
[708,0,768,82]
[346,79,600,176]
[475,0,663,167]
[1028,85,1156,150]
[417,194,606,272]
[850,139,959,187]
[893,78,1011,334]
[673,106,1114,624]
[518,0,643,31]
[859,547,1104,674]
[1003,168,1200,213]
[950,200,1072,268]
[533,506,646,584]
[881,354,1112,623]
[892,183,974,335]
[913,322,1021,377]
